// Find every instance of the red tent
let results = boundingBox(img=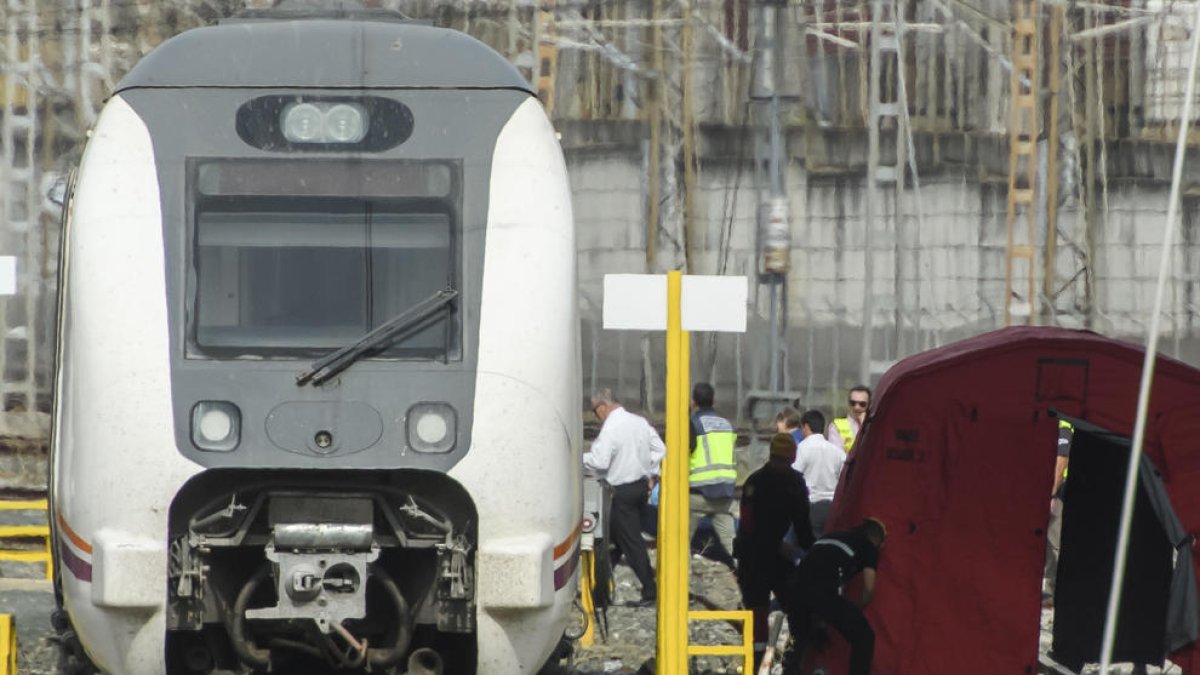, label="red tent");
[824,326,1200,674]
